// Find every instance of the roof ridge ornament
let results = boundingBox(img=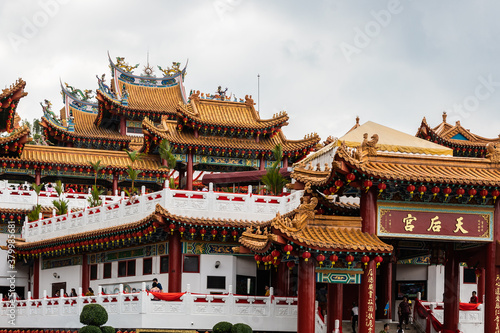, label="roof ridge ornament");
[354,133,378,160]
[486,142,500,163]
[115,57,139,73]
[442,111,447,123]
[158,62,182,77]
